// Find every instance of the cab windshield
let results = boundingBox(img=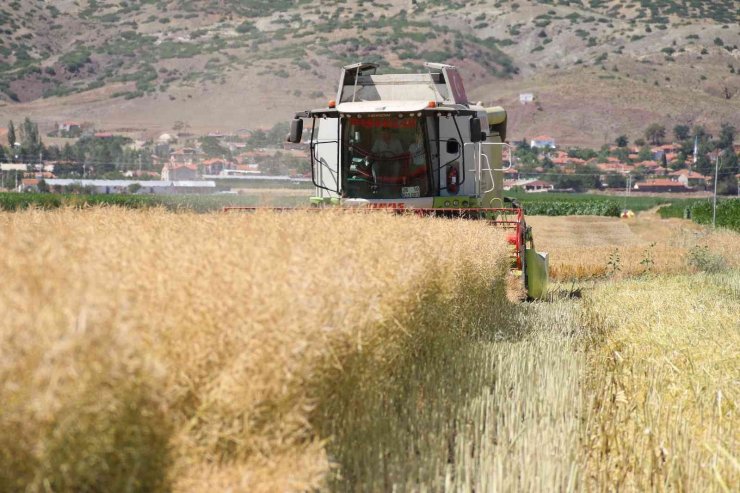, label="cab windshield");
[342,116,431,199]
